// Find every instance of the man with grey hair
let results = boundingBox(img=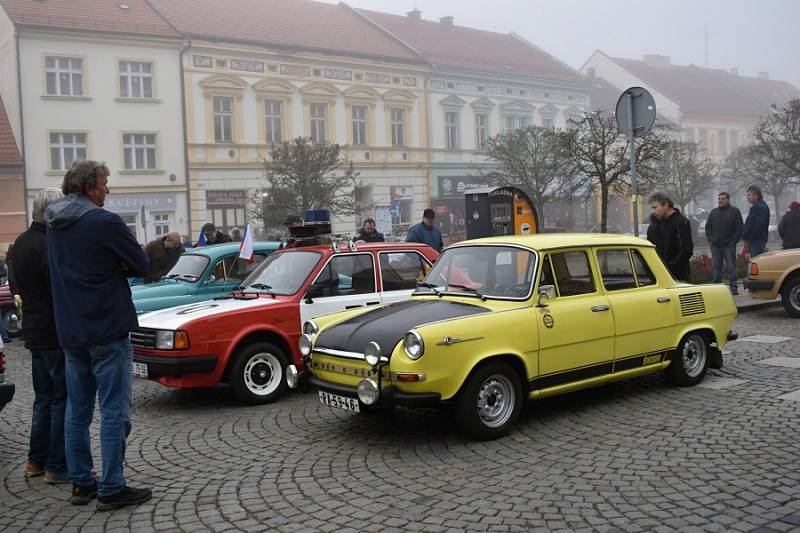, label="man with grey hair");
[12,188,69,484]
[44,160,150,510]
